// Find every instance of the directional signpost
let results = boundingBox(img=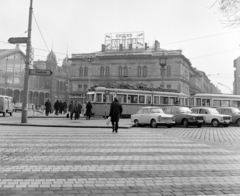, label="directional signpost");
[8,37,28,44]
[29,69,53,76]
